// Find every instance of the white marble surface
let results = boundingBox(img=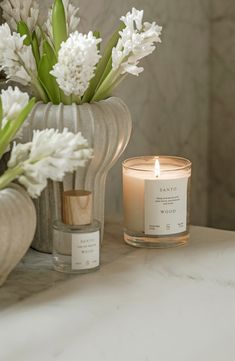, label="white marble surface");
[0,223,131,309]
[1,224,235,361]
